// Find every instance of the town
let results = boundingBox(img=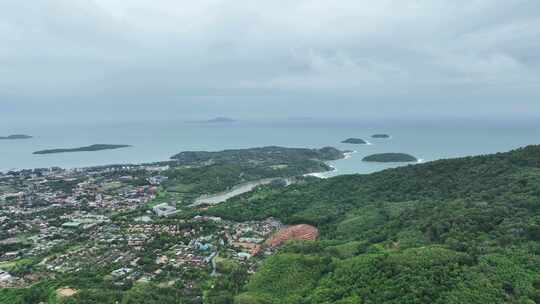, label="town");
[0,151,324,302]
